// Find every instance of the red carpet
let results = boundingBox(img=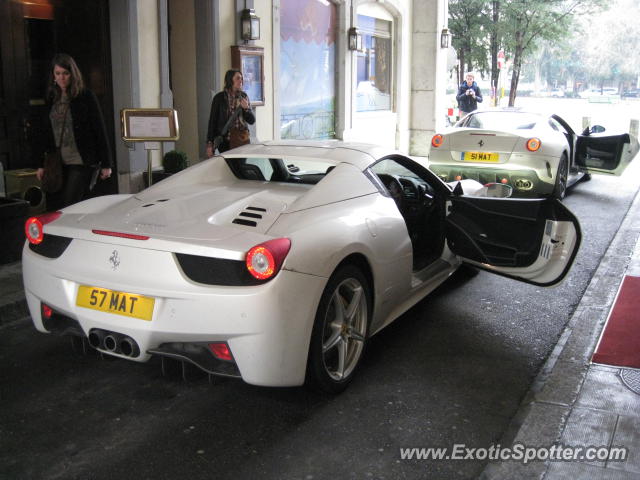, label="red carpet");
[592,275,640,369]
